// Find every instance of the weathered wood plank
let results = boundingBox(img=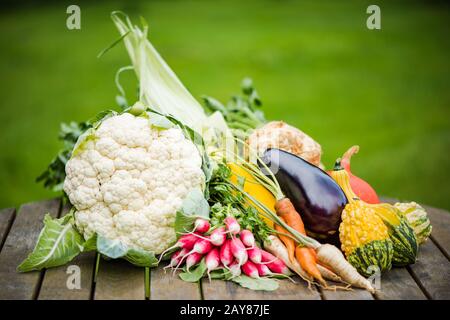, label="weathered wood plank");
[408,239,450,299]
[94,258,145,300]
[150,263,201,300]
[38,204,96,300]
[38,252,95,300]
[320,282,373,300]
[0,208,15,251]
[202,277,320,300]
[375,267,427,300]
[425,205,450,259]
[0,199,60,300]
